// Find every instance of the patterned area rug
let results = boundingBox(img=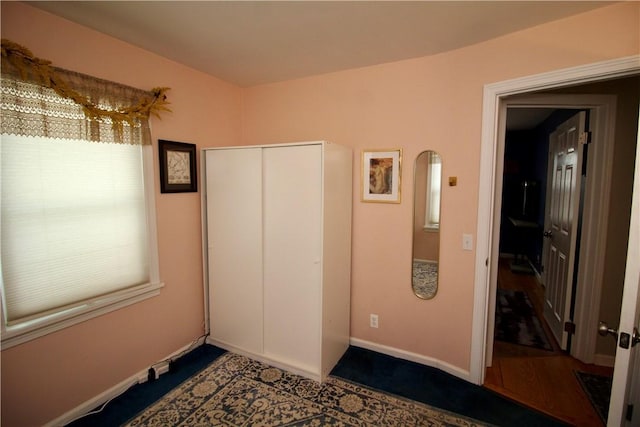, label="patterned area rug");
[494,289,553,351]
[413,260,438,299]
[126,352,490,426]
[575,371,612,424]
